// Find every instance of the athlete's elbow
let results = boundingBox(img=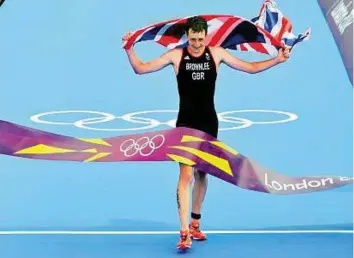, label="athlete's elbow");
[134,68,144,75]
[246,64,259,74]
[248,69,259,74]
[133,66,147,75]
[136,63,153,75]
[242,67,257,74]
[129,60,145,74]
